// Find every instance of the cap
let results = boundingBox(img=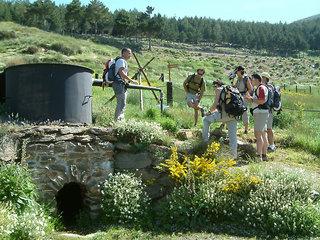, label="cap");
[261,72,271,80]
